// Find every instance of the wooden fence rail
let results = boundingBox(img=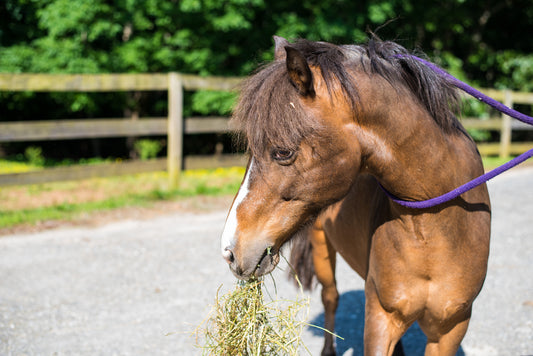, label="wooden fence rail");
[0,73,532,187]
[0,73,244,187]
[460,88,533,157]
